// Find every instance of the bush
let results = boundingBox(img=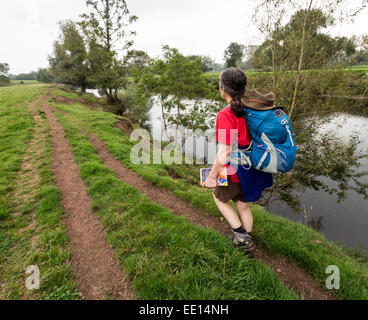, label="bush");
[0,76,10,86]
[117,85,153,129]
